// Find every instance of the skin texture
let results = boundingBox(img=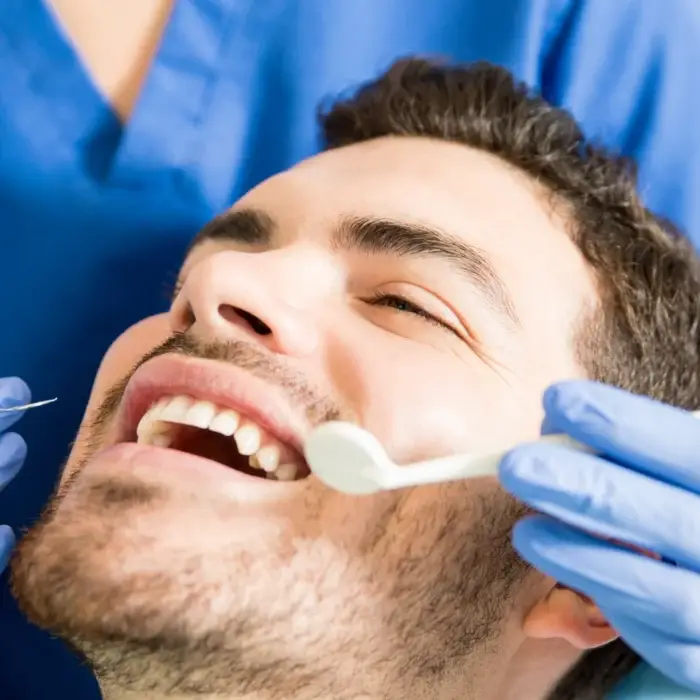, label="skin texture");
[12,137,613,700]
